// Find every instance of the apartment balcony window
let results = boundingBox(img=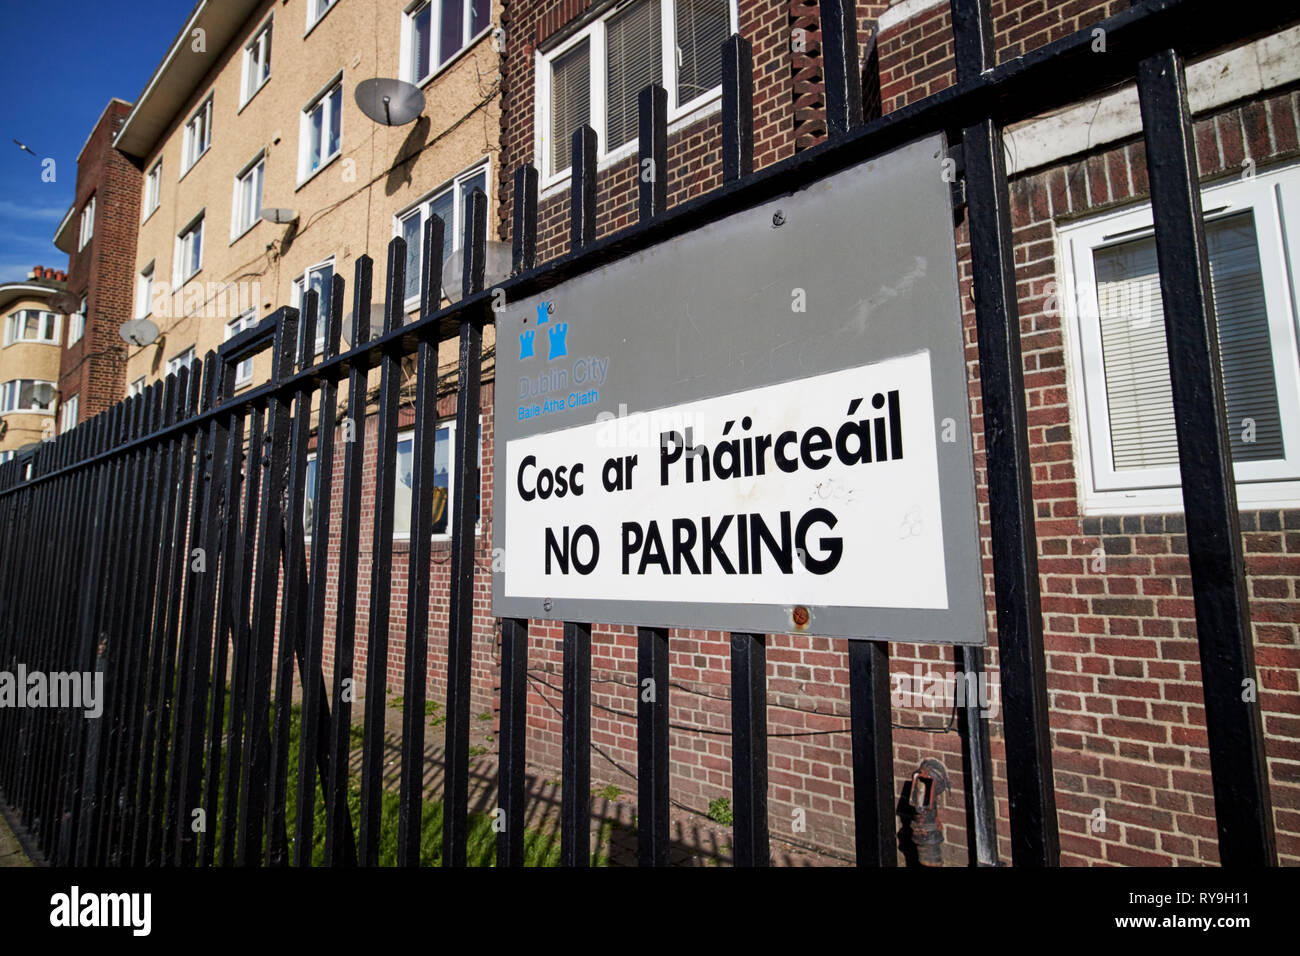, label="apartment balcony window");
[395,160,488,307]
[67,301,85,347]
[226,310,259,387]
[307,0,337,32]
[0,379,56,413]
[4,310,59,346]
[403,0,491,86]
[242,18,273,105]
[143,159,161,220]
[393,418,481,538]
[182,96,213,175]
[78,195,95,250]
[176,214,204,283]
[537,0,736,185]
[165,347,197,379]
[1060,161,1300,513]
[137,263,155,318]
[128,376,146,398]
[300,77,342,183]
[232,153,266,239]
[60,394,78,433]
[292,259,334,355]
